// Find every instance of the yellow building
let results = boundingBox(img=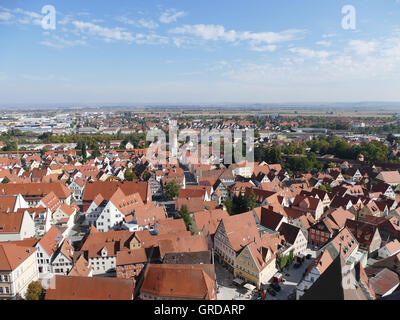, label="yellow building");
[234,242,277,289]
[0,243,38,300]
